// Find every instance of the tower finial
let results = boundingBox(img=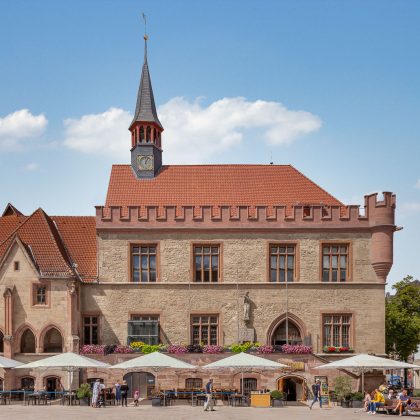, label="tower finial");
[142,13,148,61]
